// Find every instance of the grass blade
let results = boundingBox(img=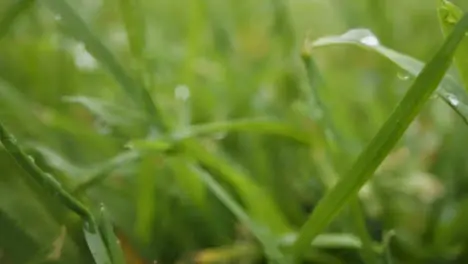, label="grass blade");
[438,0,468,91]
[40,0,164,129]
[0,121,91,221]
[98,205,126,264]
[0,0,34,40]
[306,28,468,124]
[292,14,468,261]
[83,222,112,264]
[187,163,288,264]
